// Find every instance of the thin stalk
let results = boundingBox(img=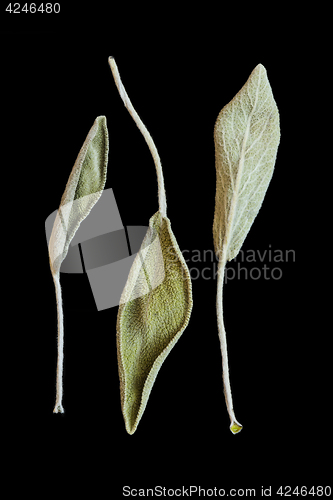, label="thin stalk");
[108,57,167,218]
[53,272,64,413]
[216,255,242,434]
